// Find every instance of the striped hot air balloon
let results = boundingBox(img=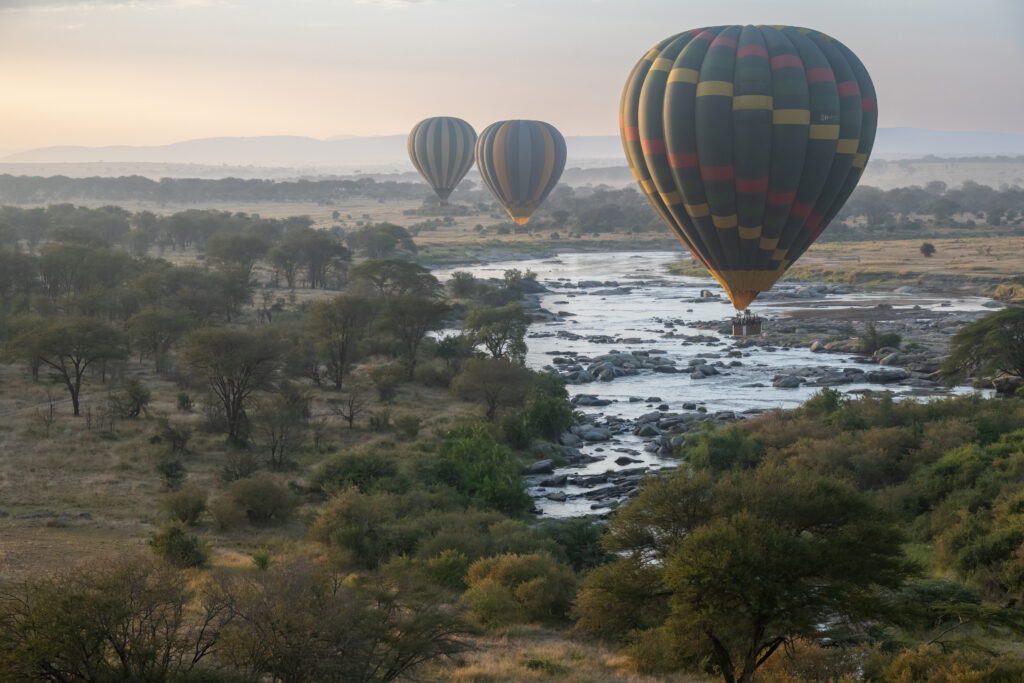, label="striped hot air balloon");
[621,25,877,310]
[408,117,477,204]
[475,120,567,225]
